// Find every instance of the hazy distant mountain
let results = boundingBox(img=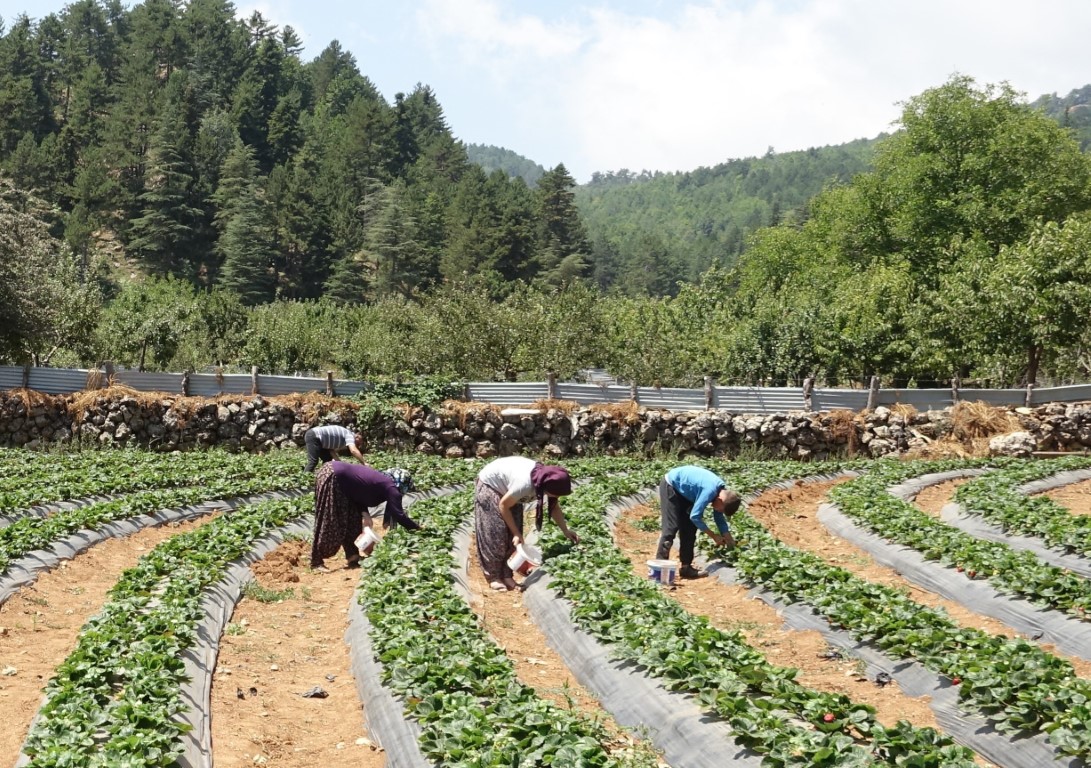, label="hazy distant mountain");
[1032,85,1091,151]
[464,143,547,186]
[468,83,1091,296]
